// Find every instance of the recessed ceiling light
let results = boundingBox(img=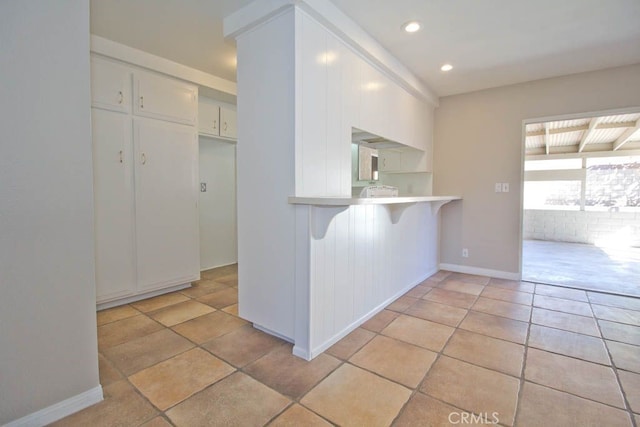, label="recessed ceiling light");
[441,64,453,72]
[402,21,421,33]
